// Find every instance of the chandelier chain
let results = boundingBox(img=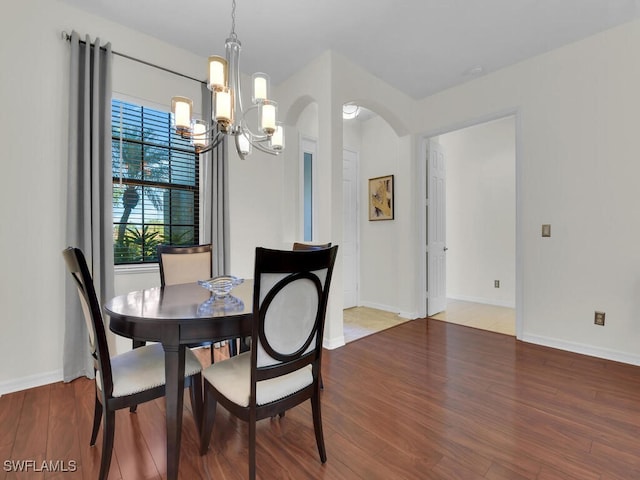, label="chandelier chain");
[230,0,237,40]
